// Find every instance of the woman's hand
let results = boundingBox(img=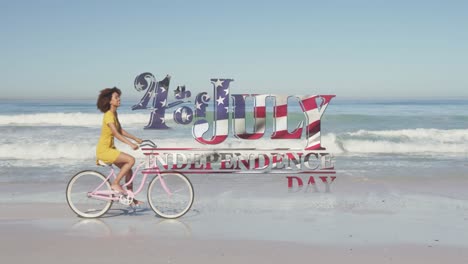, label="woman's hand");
[130,143,139,150]
[135,138,143,145]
